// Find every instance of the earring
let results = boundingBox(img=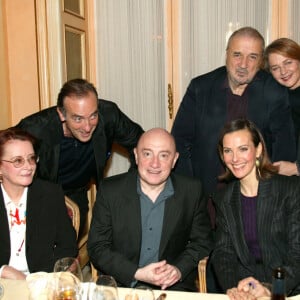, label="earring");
[255,158,260,168]
[256,157,261,178]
